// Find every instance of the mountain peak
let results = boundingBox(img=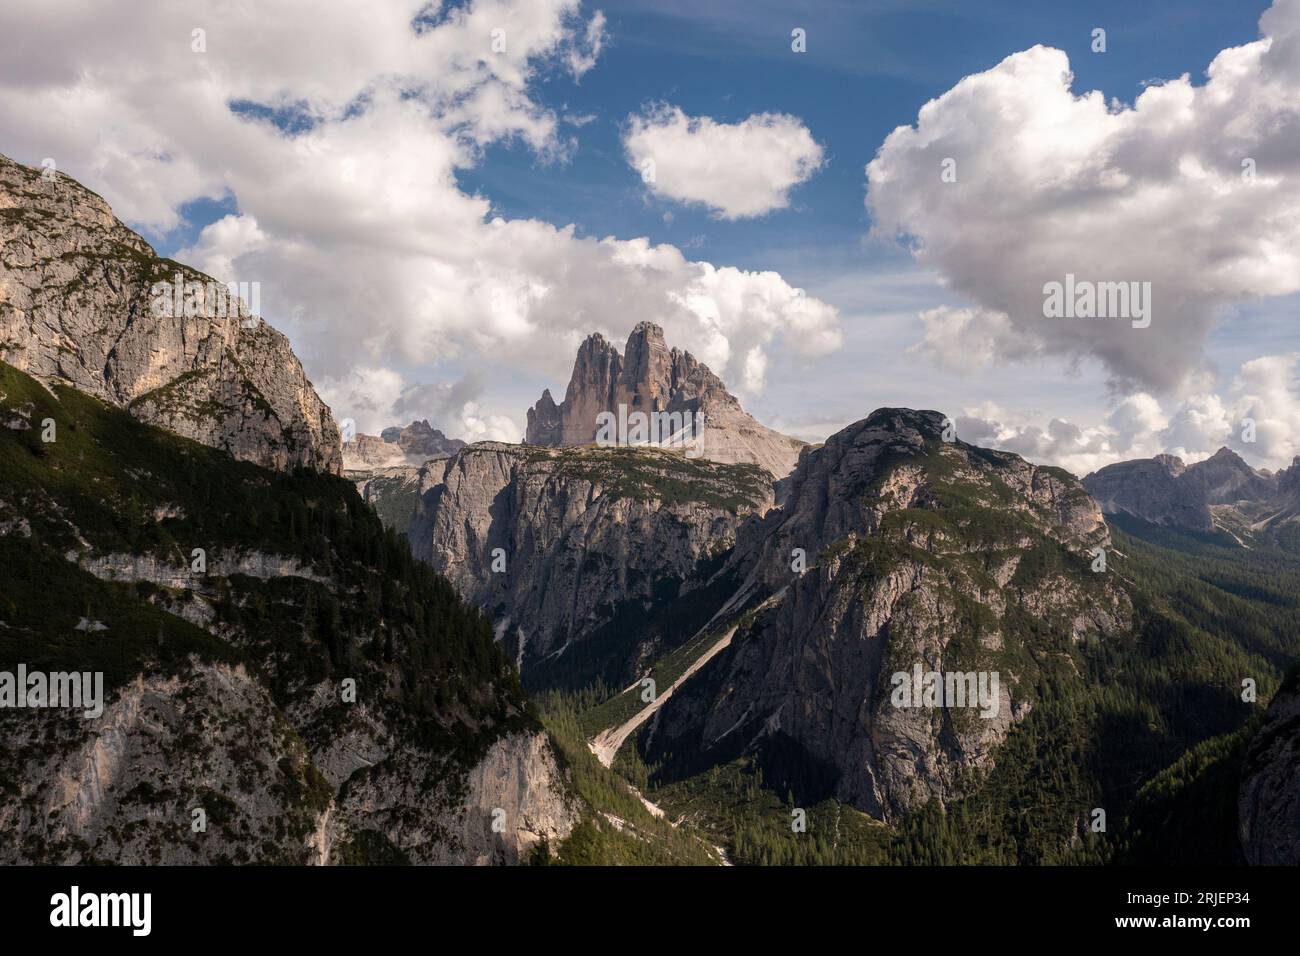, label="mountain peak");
[346,419,466,471]
[1208,446,1246,464]
[0,153,341,474]
[525,325,804,477]
[627,321,666,345]
[859,407,950,440]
